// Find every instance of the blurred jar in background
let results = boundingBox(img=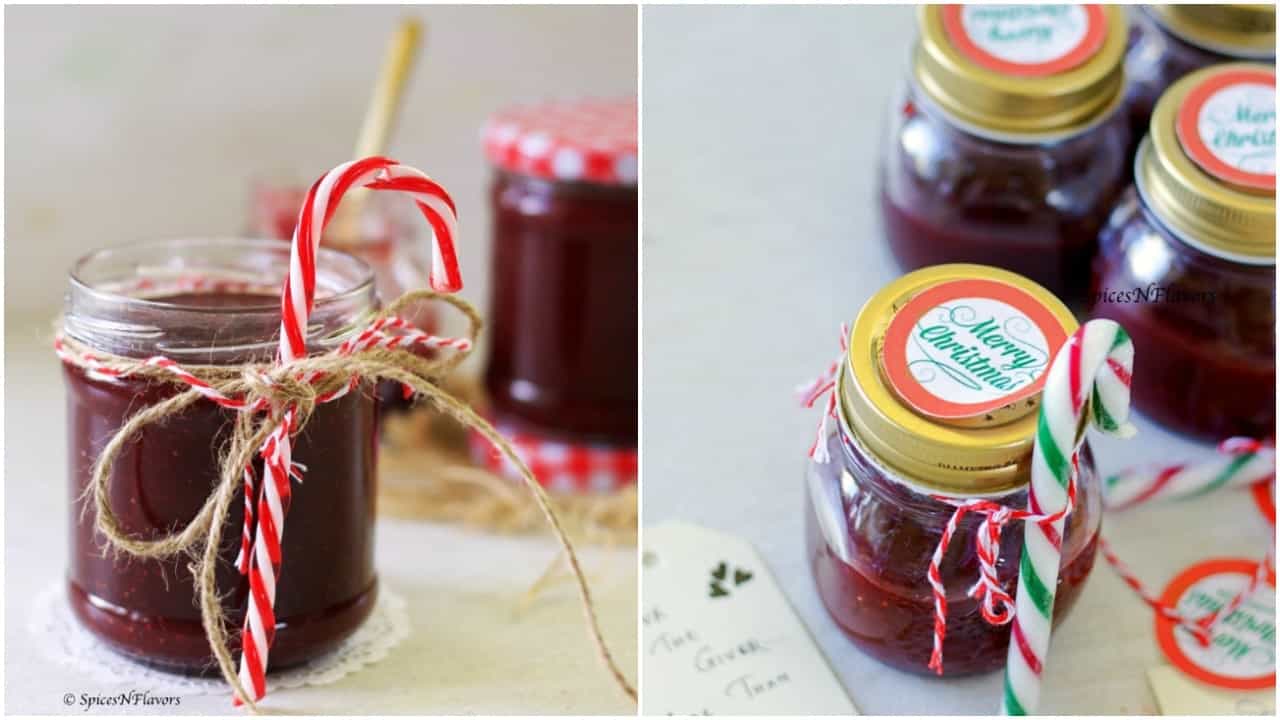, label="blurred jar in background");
[1125,5,1275,153]
[879,5,1130,302]
[249,177,436,411]
[475,99,638,493]
[1091,63,1275,440]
